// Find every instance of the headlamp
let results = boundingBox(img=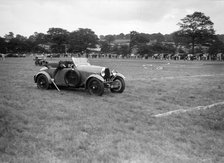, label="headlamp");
[101,68,106,77]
